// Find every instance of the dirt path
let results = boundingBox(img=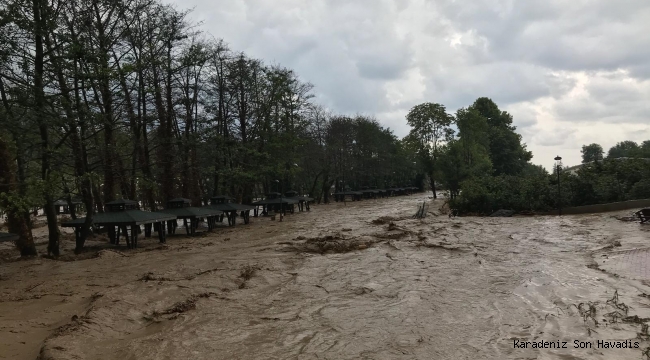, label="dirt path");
[1,196,650,359]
